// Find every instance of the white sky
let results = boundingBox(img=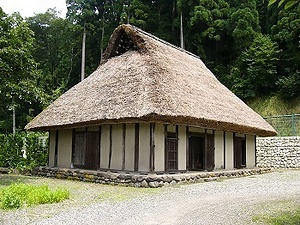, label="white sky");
[0,0,67,18]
